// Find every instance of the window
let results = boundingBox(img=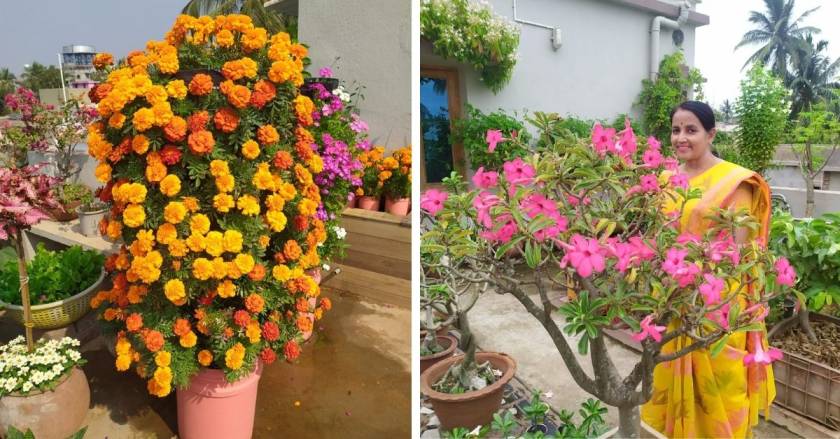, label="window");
[420,67,464,187]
